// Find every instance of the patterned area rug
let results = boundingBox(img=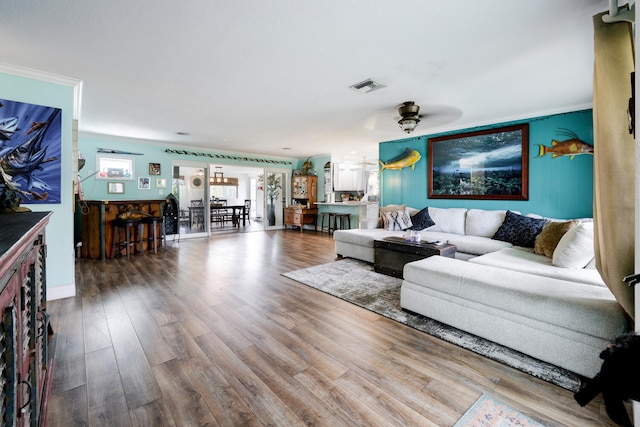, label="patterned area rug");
[454,394,547,427]
[282,258,581,392]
